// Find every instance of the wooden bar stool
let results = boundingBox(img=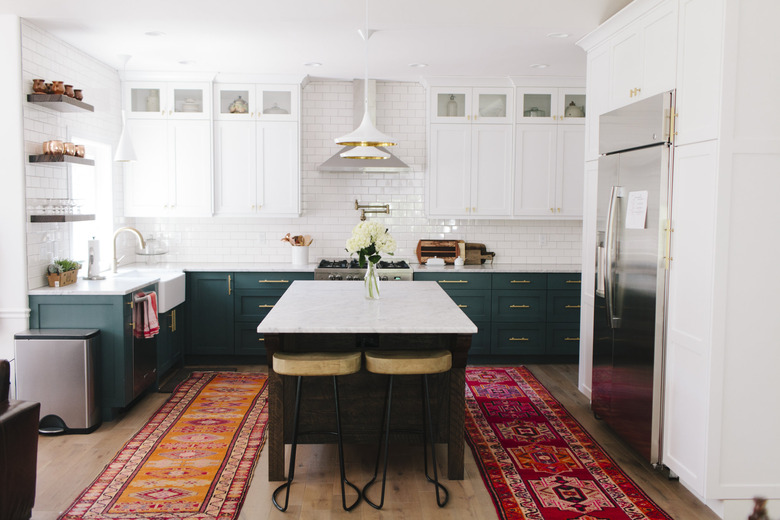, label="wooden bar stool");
[271,351,362,512]
[362,350,451,509]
